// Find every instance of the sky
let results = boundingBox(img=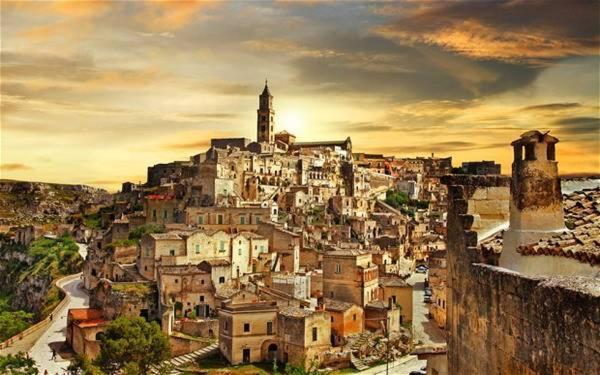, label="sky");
[1,0,599,191]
